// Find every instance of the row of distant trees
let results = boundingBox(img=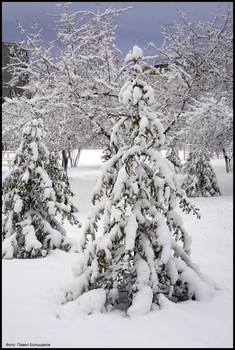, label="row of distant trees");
[2,3,233,171]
